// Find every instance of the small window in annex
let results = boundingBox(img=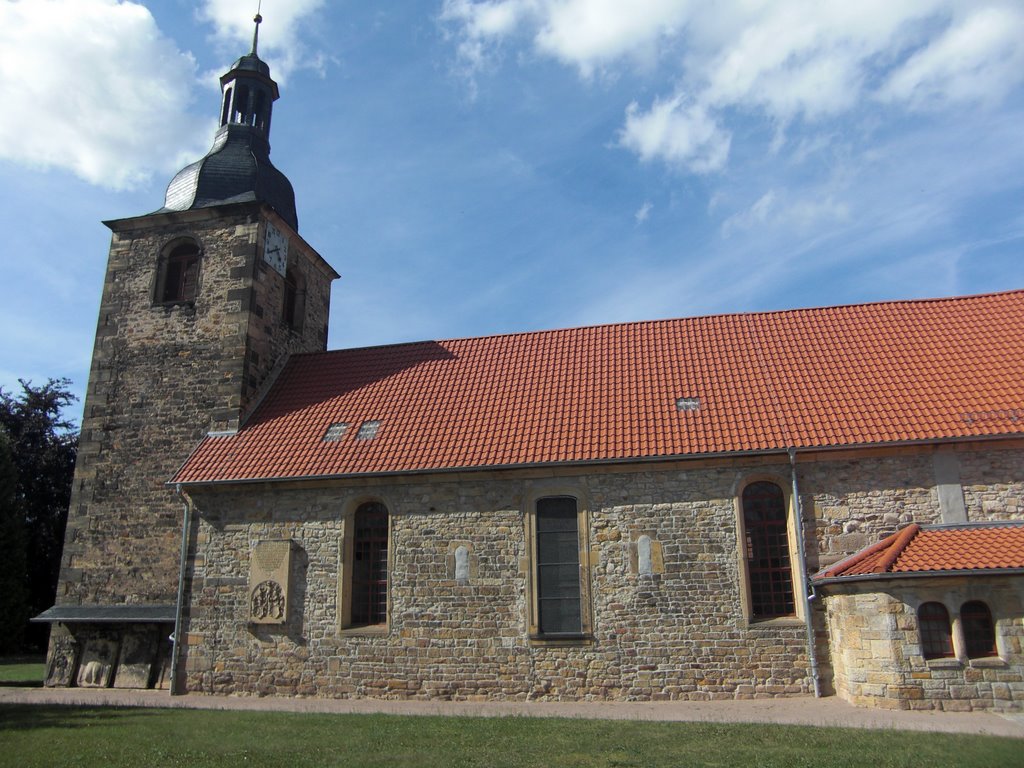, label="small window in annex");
[741,481,795,619]
[918,602,954,659]
[961,601,996,659]
[349,502,388,627]
[155,239,200,304]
